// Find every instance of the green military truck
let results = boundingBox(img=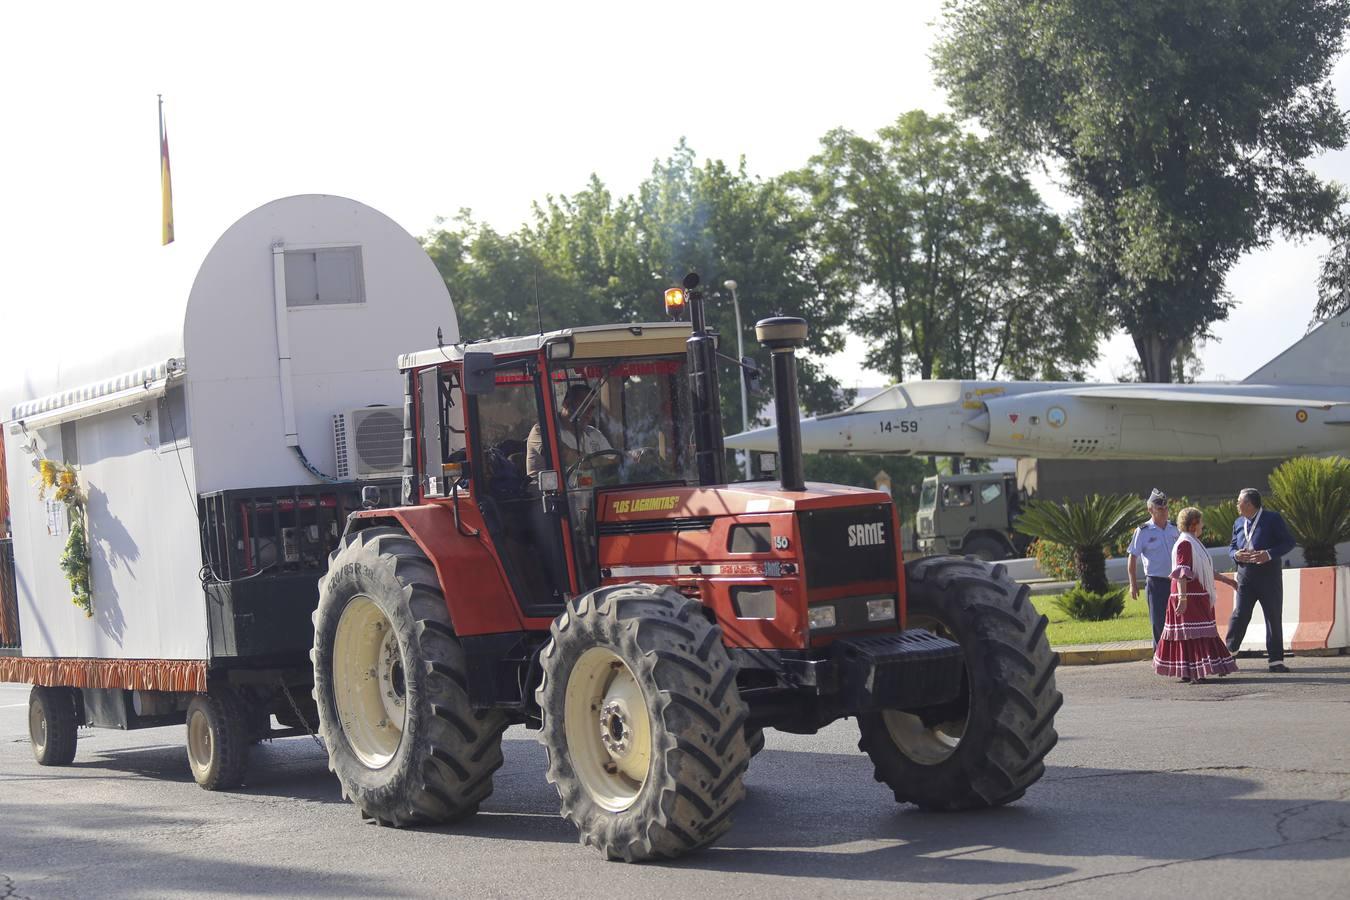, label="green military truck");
[915,472,1029,561]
